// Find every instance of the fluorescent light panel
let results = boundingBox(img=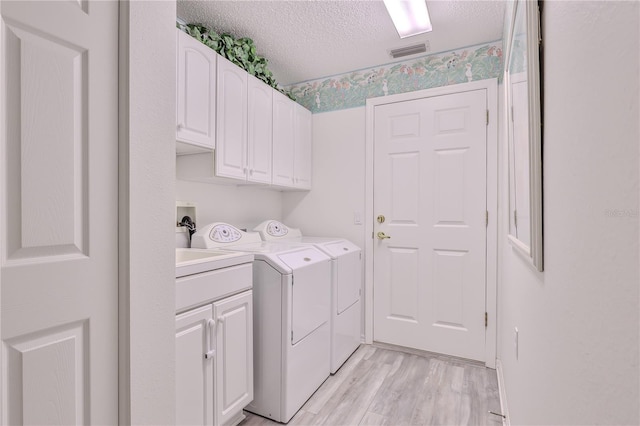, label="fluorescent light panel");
[383,0,433,39]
